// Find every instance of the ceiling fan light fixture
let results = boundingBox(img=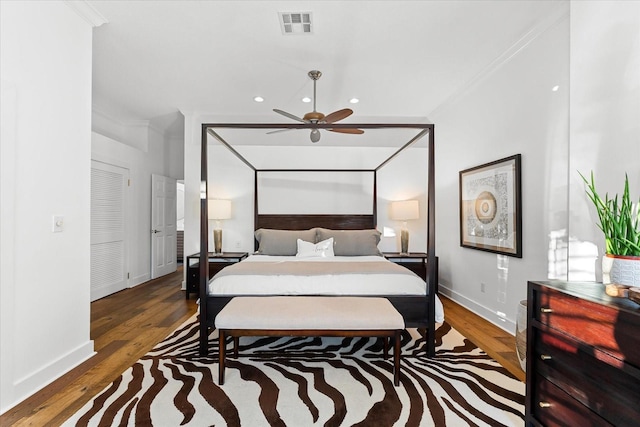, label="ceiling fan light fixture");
[310,129,321,143]
[349,98,360,104]
[270,70,364,143]
[253,96,264,102]
[302,97,311,103]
